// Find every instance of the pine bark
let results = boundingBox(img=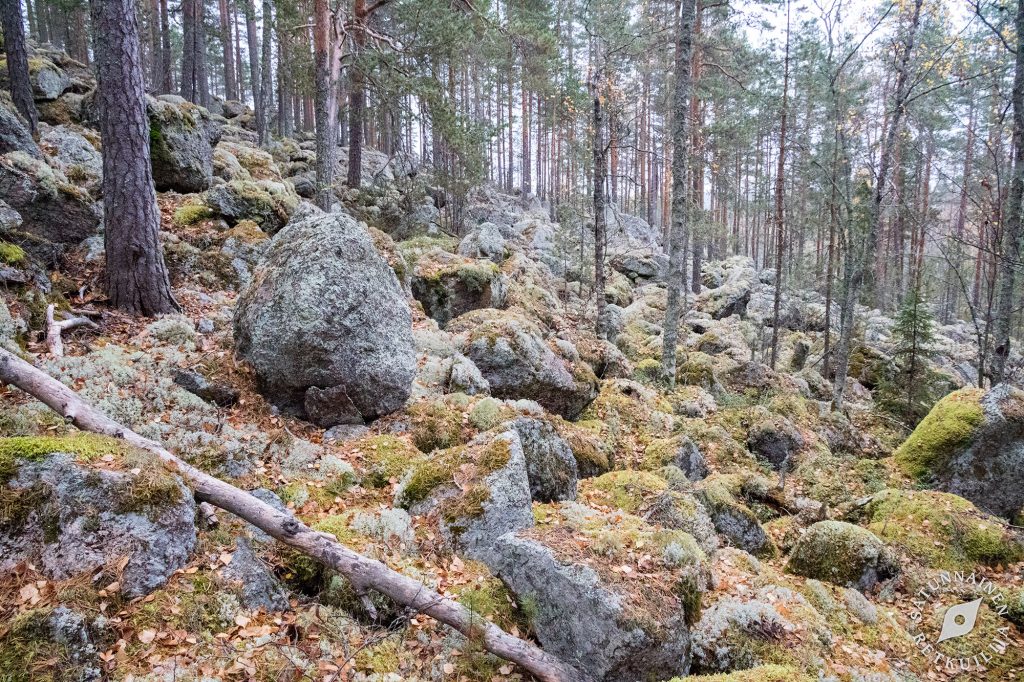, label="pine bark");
[1,0,38,134]
[769,1,791,370]
[219,0,237,101]
[661,0,696,384]
[313,0,340,210]
[91,0,178,316]
[346,0,368,187]
[992,0,1024,385]
[258,0,273,145]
